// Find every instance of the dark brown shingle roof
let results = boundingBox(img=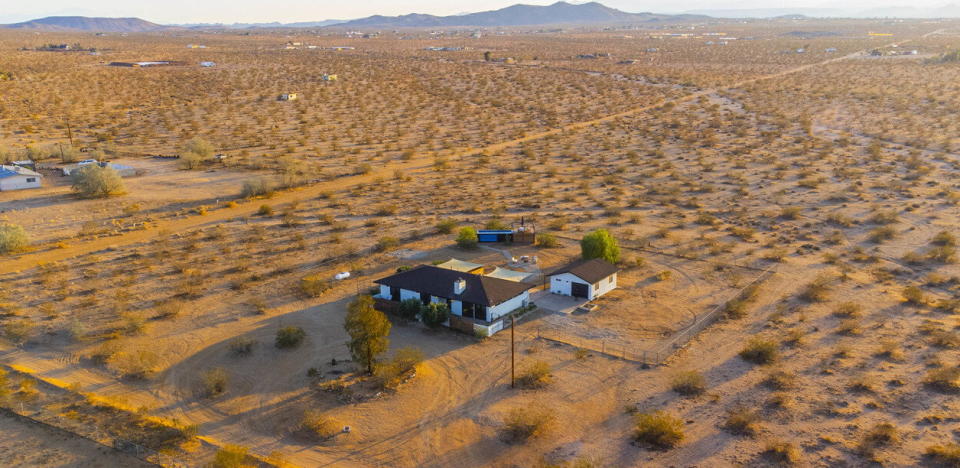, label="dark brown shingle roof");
[550,258,619,283]
[375,265,533,306]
